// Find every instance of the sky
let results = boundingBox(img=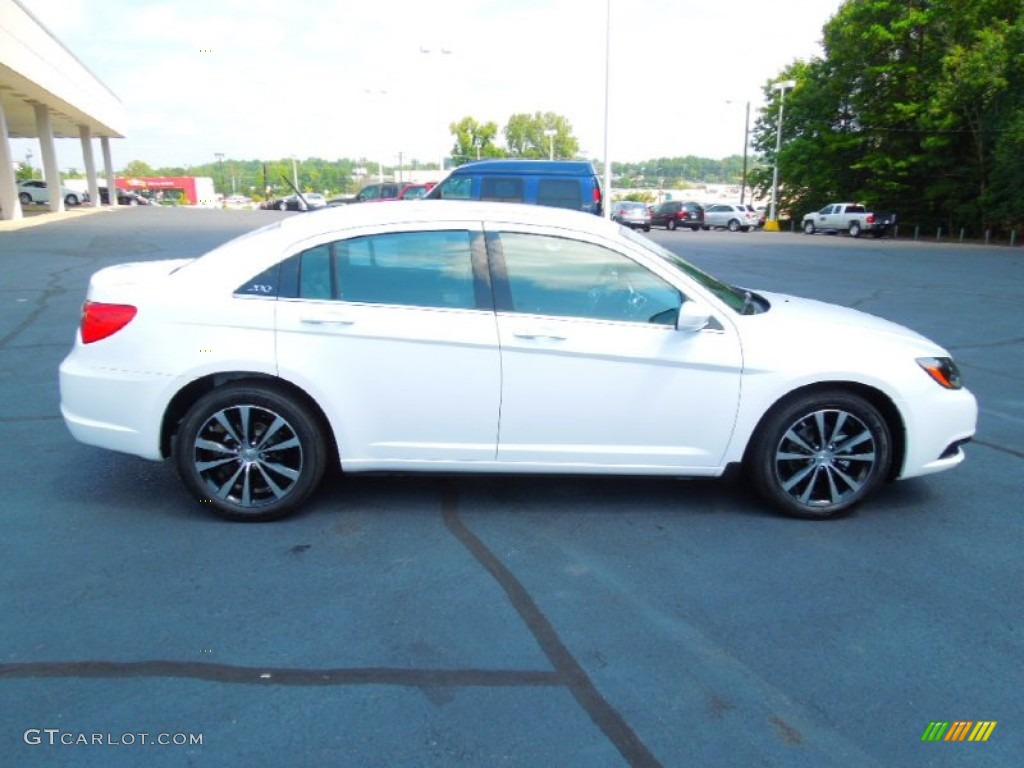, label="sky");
[13,0,846,172]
